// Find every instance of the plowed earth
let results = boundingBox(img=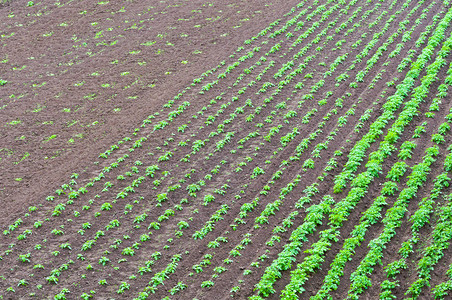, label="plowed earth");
[1,0,452,299]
